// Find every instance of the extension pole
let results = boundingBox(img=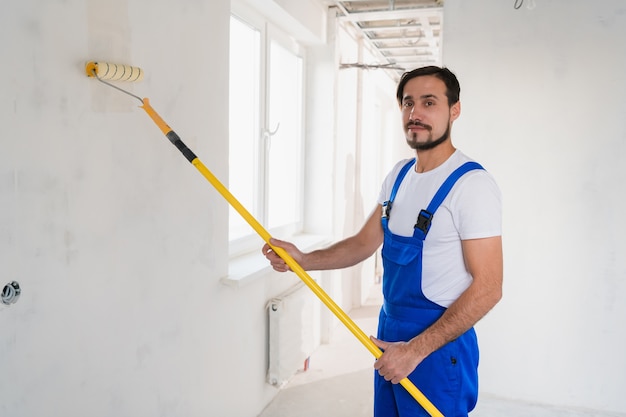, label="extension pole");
[140,98,444,417]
